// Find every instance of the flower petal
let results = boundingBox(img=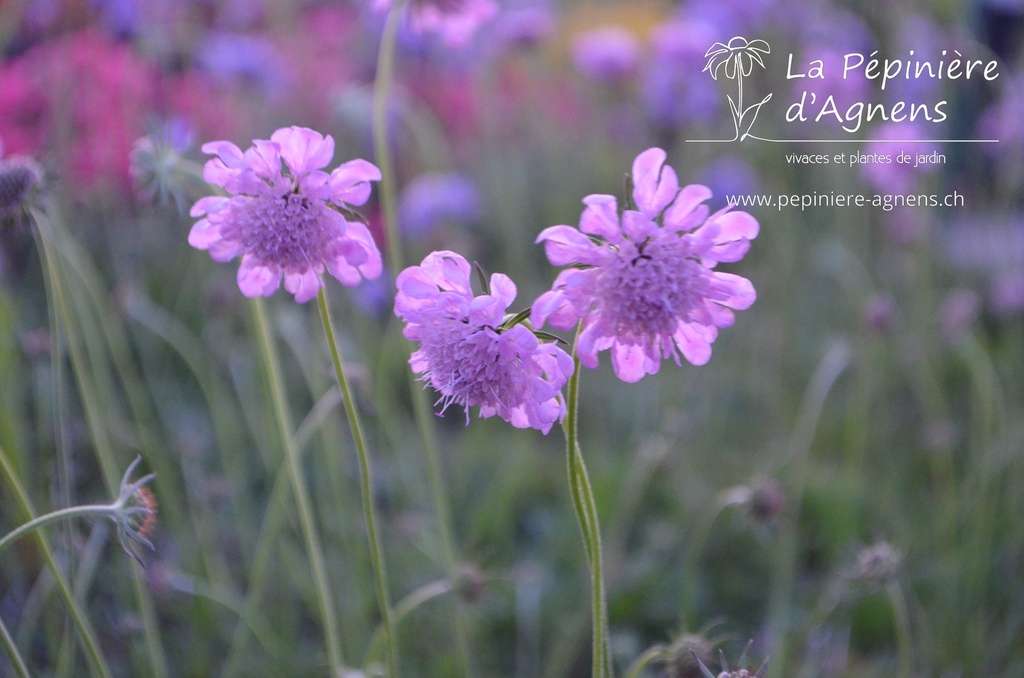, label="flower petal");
[673,322,715,366]
[708,271,757,310]
[610,341,658,382]
[284,269,324,302]
[272,126,335,174]
[237,256,281,298]
[663,184,712,230]
[330,159,382,207]
[631,147,679,216]
[536,225,600,266]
